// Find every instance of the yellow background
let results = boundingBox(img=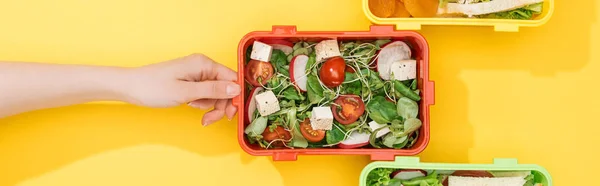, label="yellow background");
[0,0,598,185]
